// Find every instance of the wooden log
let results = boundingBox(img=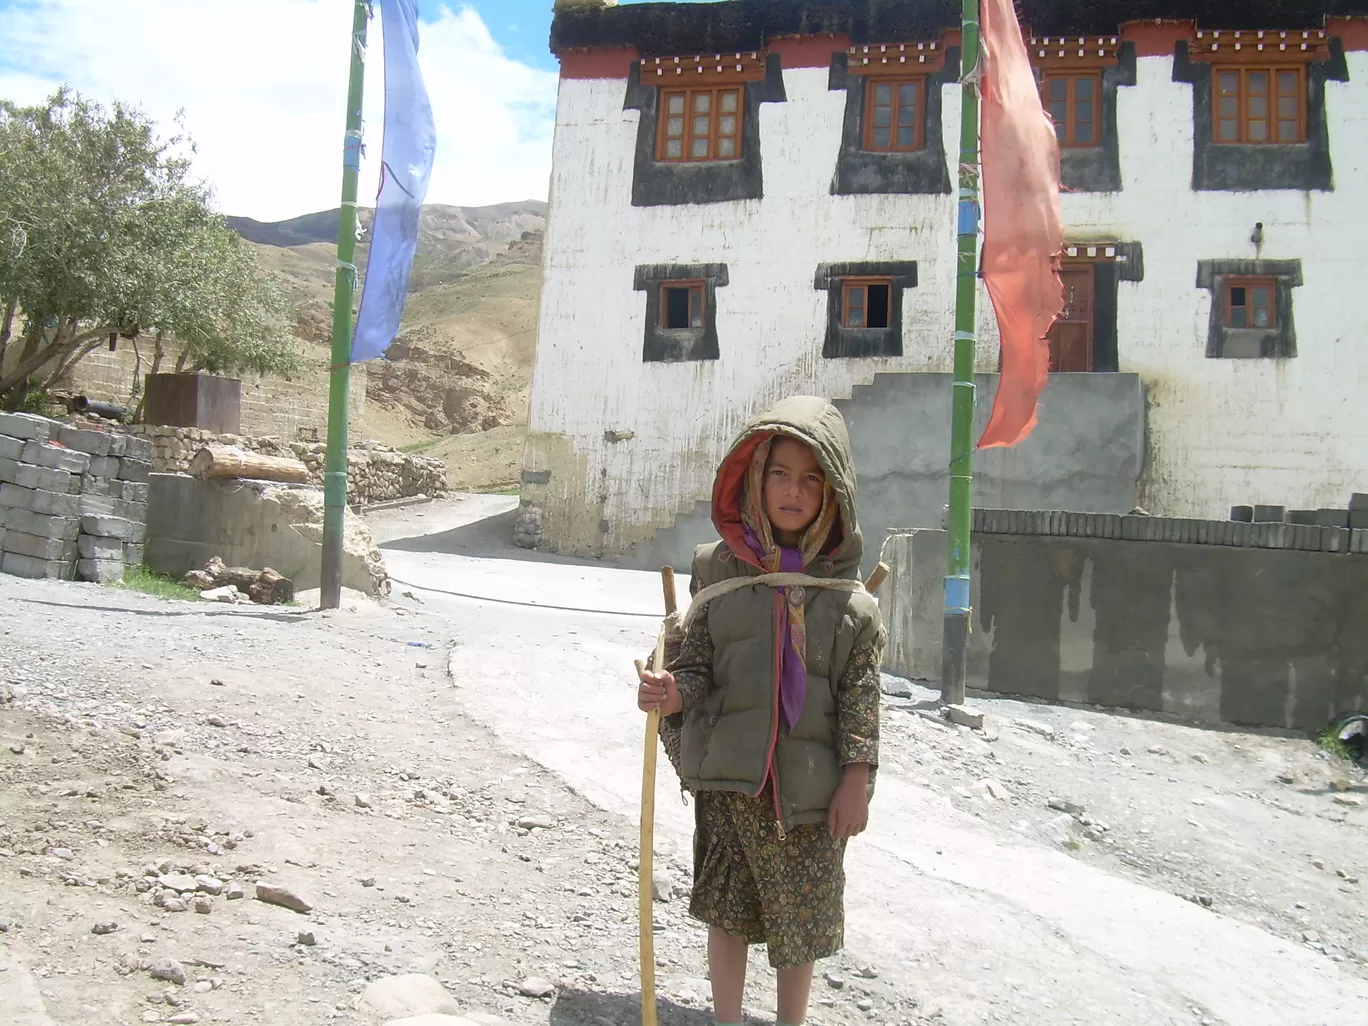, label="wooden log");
[183,557,295,605]
[189,444,311,484]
